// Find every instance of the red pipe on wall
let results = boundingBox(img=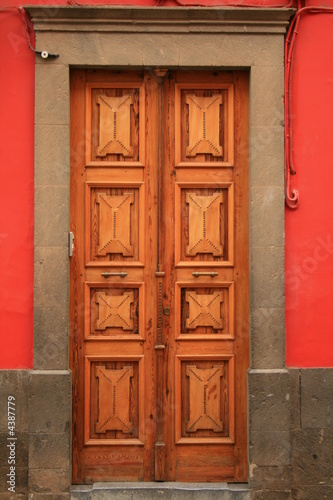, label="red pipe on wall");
[285,3,333,209]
